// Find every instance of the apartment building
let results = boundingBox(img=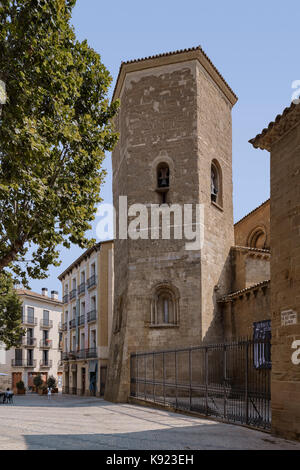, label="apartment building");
[58,241,113,397]
[0,288,63,392]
